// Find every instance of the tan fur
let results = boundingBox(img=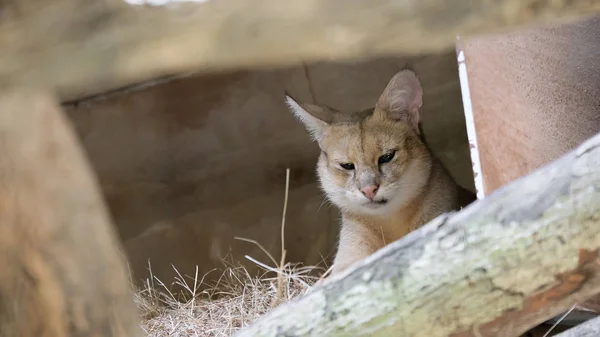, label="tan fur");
[286,70,475,275]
